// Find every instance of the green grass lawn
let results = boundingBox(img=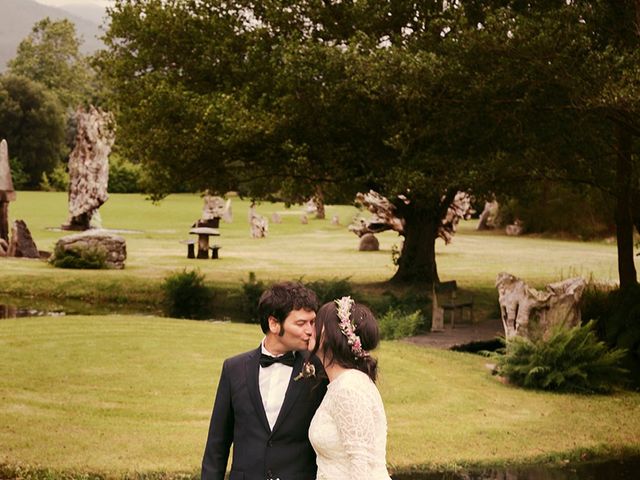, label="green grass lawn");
[2,192,635,320]
[1,316,639,478]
